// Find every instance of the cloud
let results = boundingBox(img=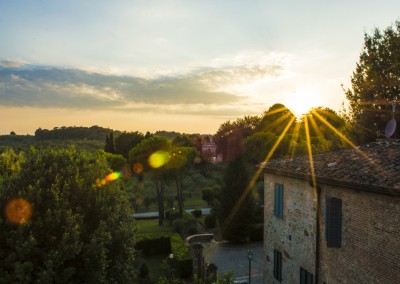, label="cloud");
[0,60,28,68]
[0,60,282,115]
